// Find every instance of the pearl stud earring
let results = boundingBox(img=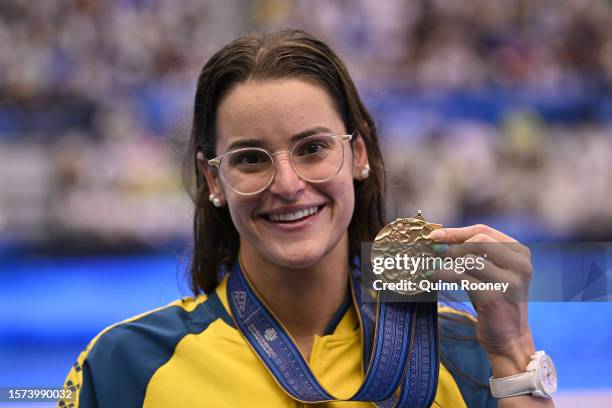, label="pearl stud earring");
[209,193,222,207]
[361,164,370,179]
